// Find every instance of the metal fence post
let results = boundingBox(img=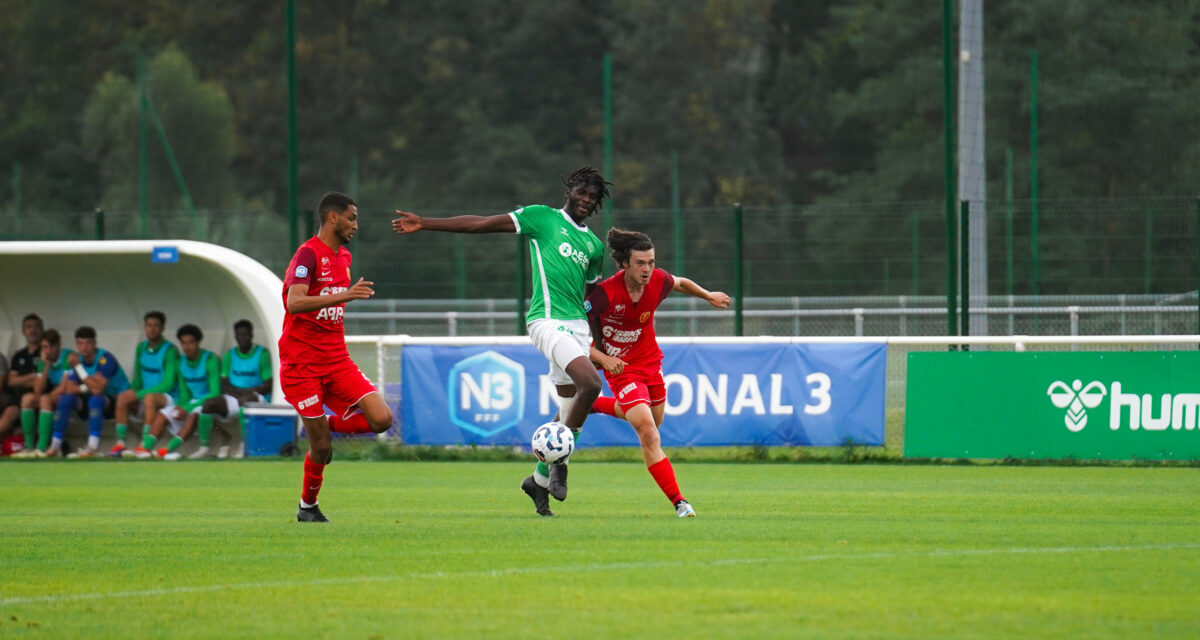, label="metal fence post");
[733,203,744,336]
[960,200,970,347]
